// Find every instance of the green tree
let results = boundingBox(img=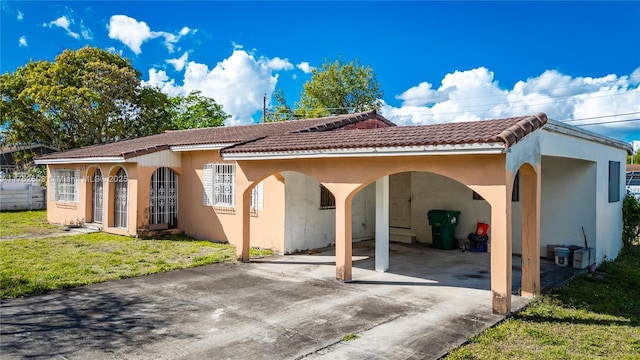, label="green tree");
[295,57,383,118]
[169,90,229,129]
[0,46,172,151]
[265,89,295,122]
[622,194,640,253]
